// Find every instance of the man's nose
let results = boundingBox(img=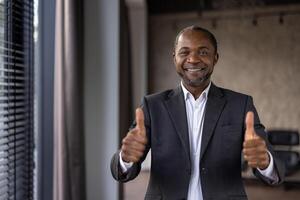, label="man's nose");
[187,52,200,63]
